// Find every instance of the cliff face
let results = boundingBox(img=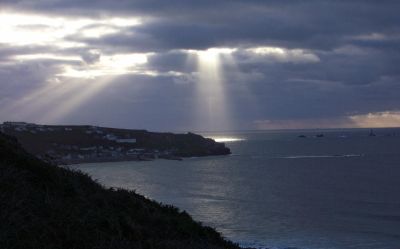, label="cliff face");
[0,132,239,249]
[0,123,230,164]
